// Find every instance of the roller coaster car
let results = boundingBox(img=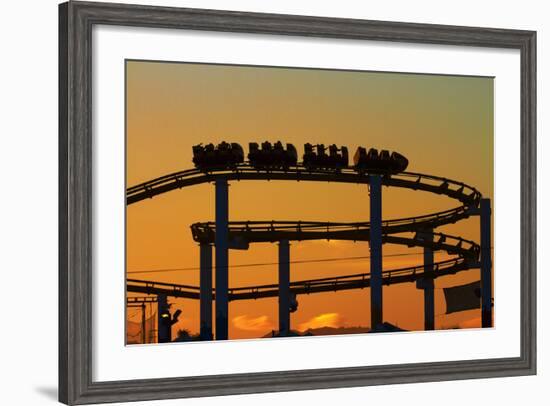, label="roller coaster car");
[302,143,349,170]
[353,147,409,174]
[192,142,244,170]
[230,142,245,164]
[390,152,409,173]
[248,141,297,169]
